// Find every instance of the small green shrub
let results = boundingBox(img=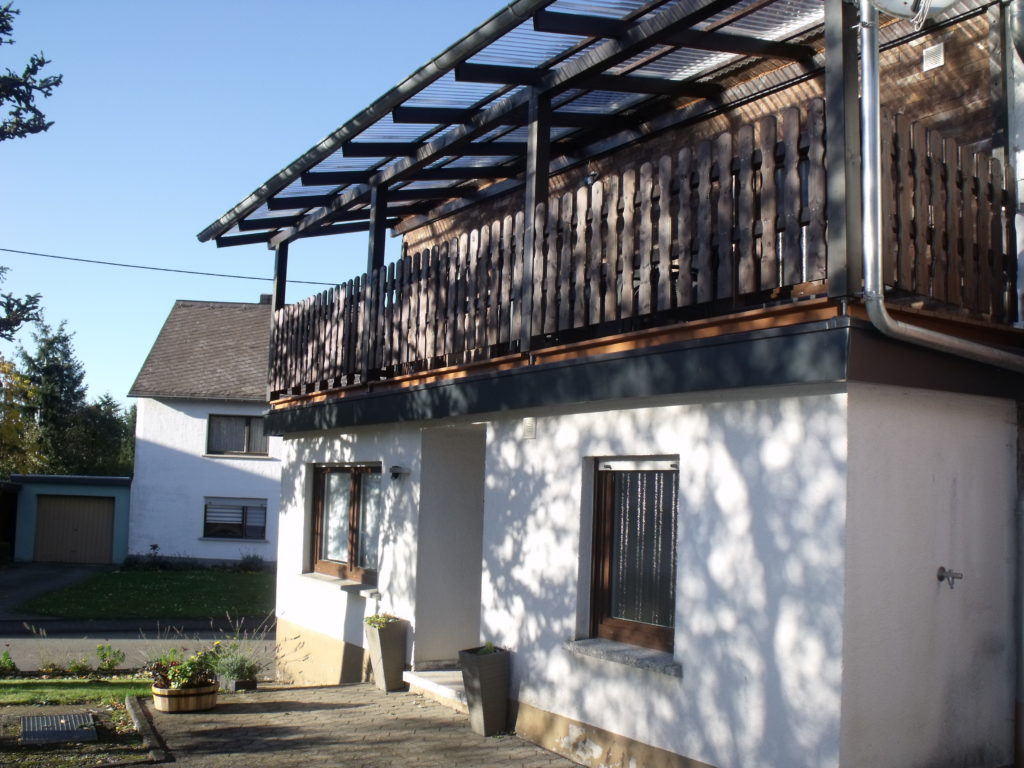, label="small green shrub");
[66,657,92,677]
[364,613,401,629]
[95,644,126,673]
[0,649,18,676]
